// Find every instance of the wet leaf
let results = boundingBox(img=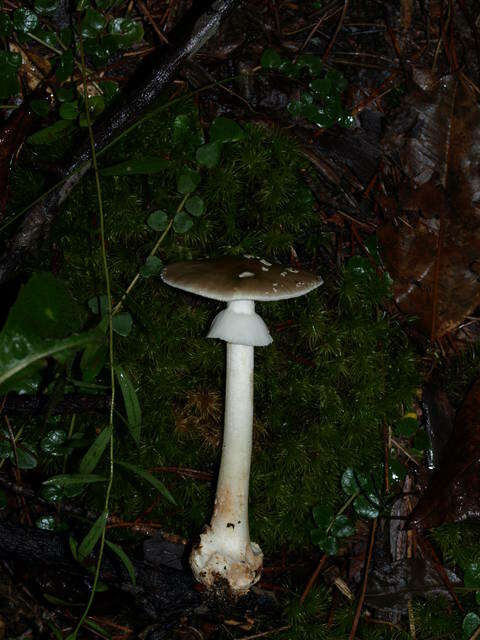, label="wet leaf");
[79,427,111,474]
[464,563,480,589]
[100,157,168,175]
[88,294,108,315]
[27,120,75,145]
[115,366,141,444]
[330,514,355,538]
[0,51,21,99]
[105,540,136,584]
[379,71,480,338]
[81,8,106,38]
[117,460,175,505]
[140,256,163,277]
[173,211,193,234]
[147,210,169,231]
[112,312,132,337]
[78,510,107,561]
[354,493,380,519]
[34,0,58,16]
[41,429,67,456]
[196,141,221,168]
[59,101,79,121]
[210,117,245,143]
[185,195,205,217]
[177,169,201,194]
[13,8,38,33]
[55,51,74,82]
[260,48,283,69]
[463,613,480,638]
[108,18,143,49]
[0,14,12,37]
[43,474,106,487]
[312,504,334,529]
